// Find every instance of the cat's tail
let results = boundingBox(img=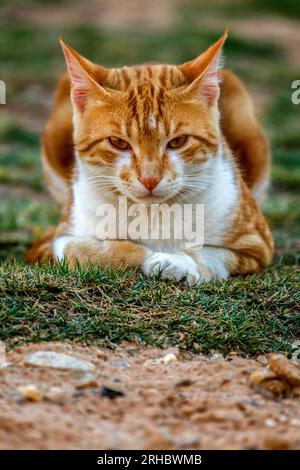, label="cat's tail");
[219,69,271,204]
